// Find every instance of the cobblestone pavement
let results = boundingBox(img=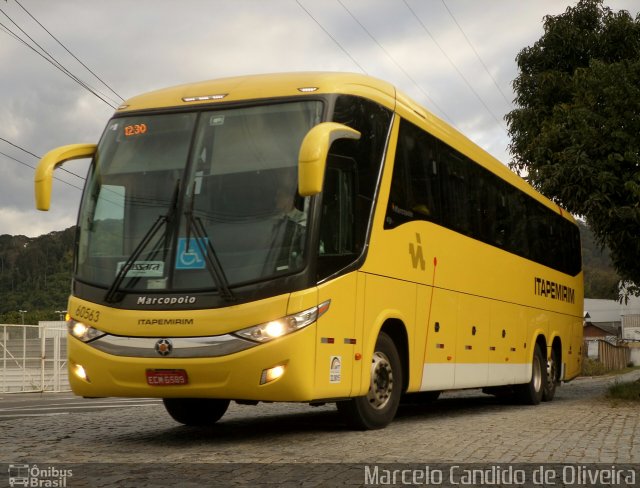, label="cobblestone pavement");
[1,370,639,486]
